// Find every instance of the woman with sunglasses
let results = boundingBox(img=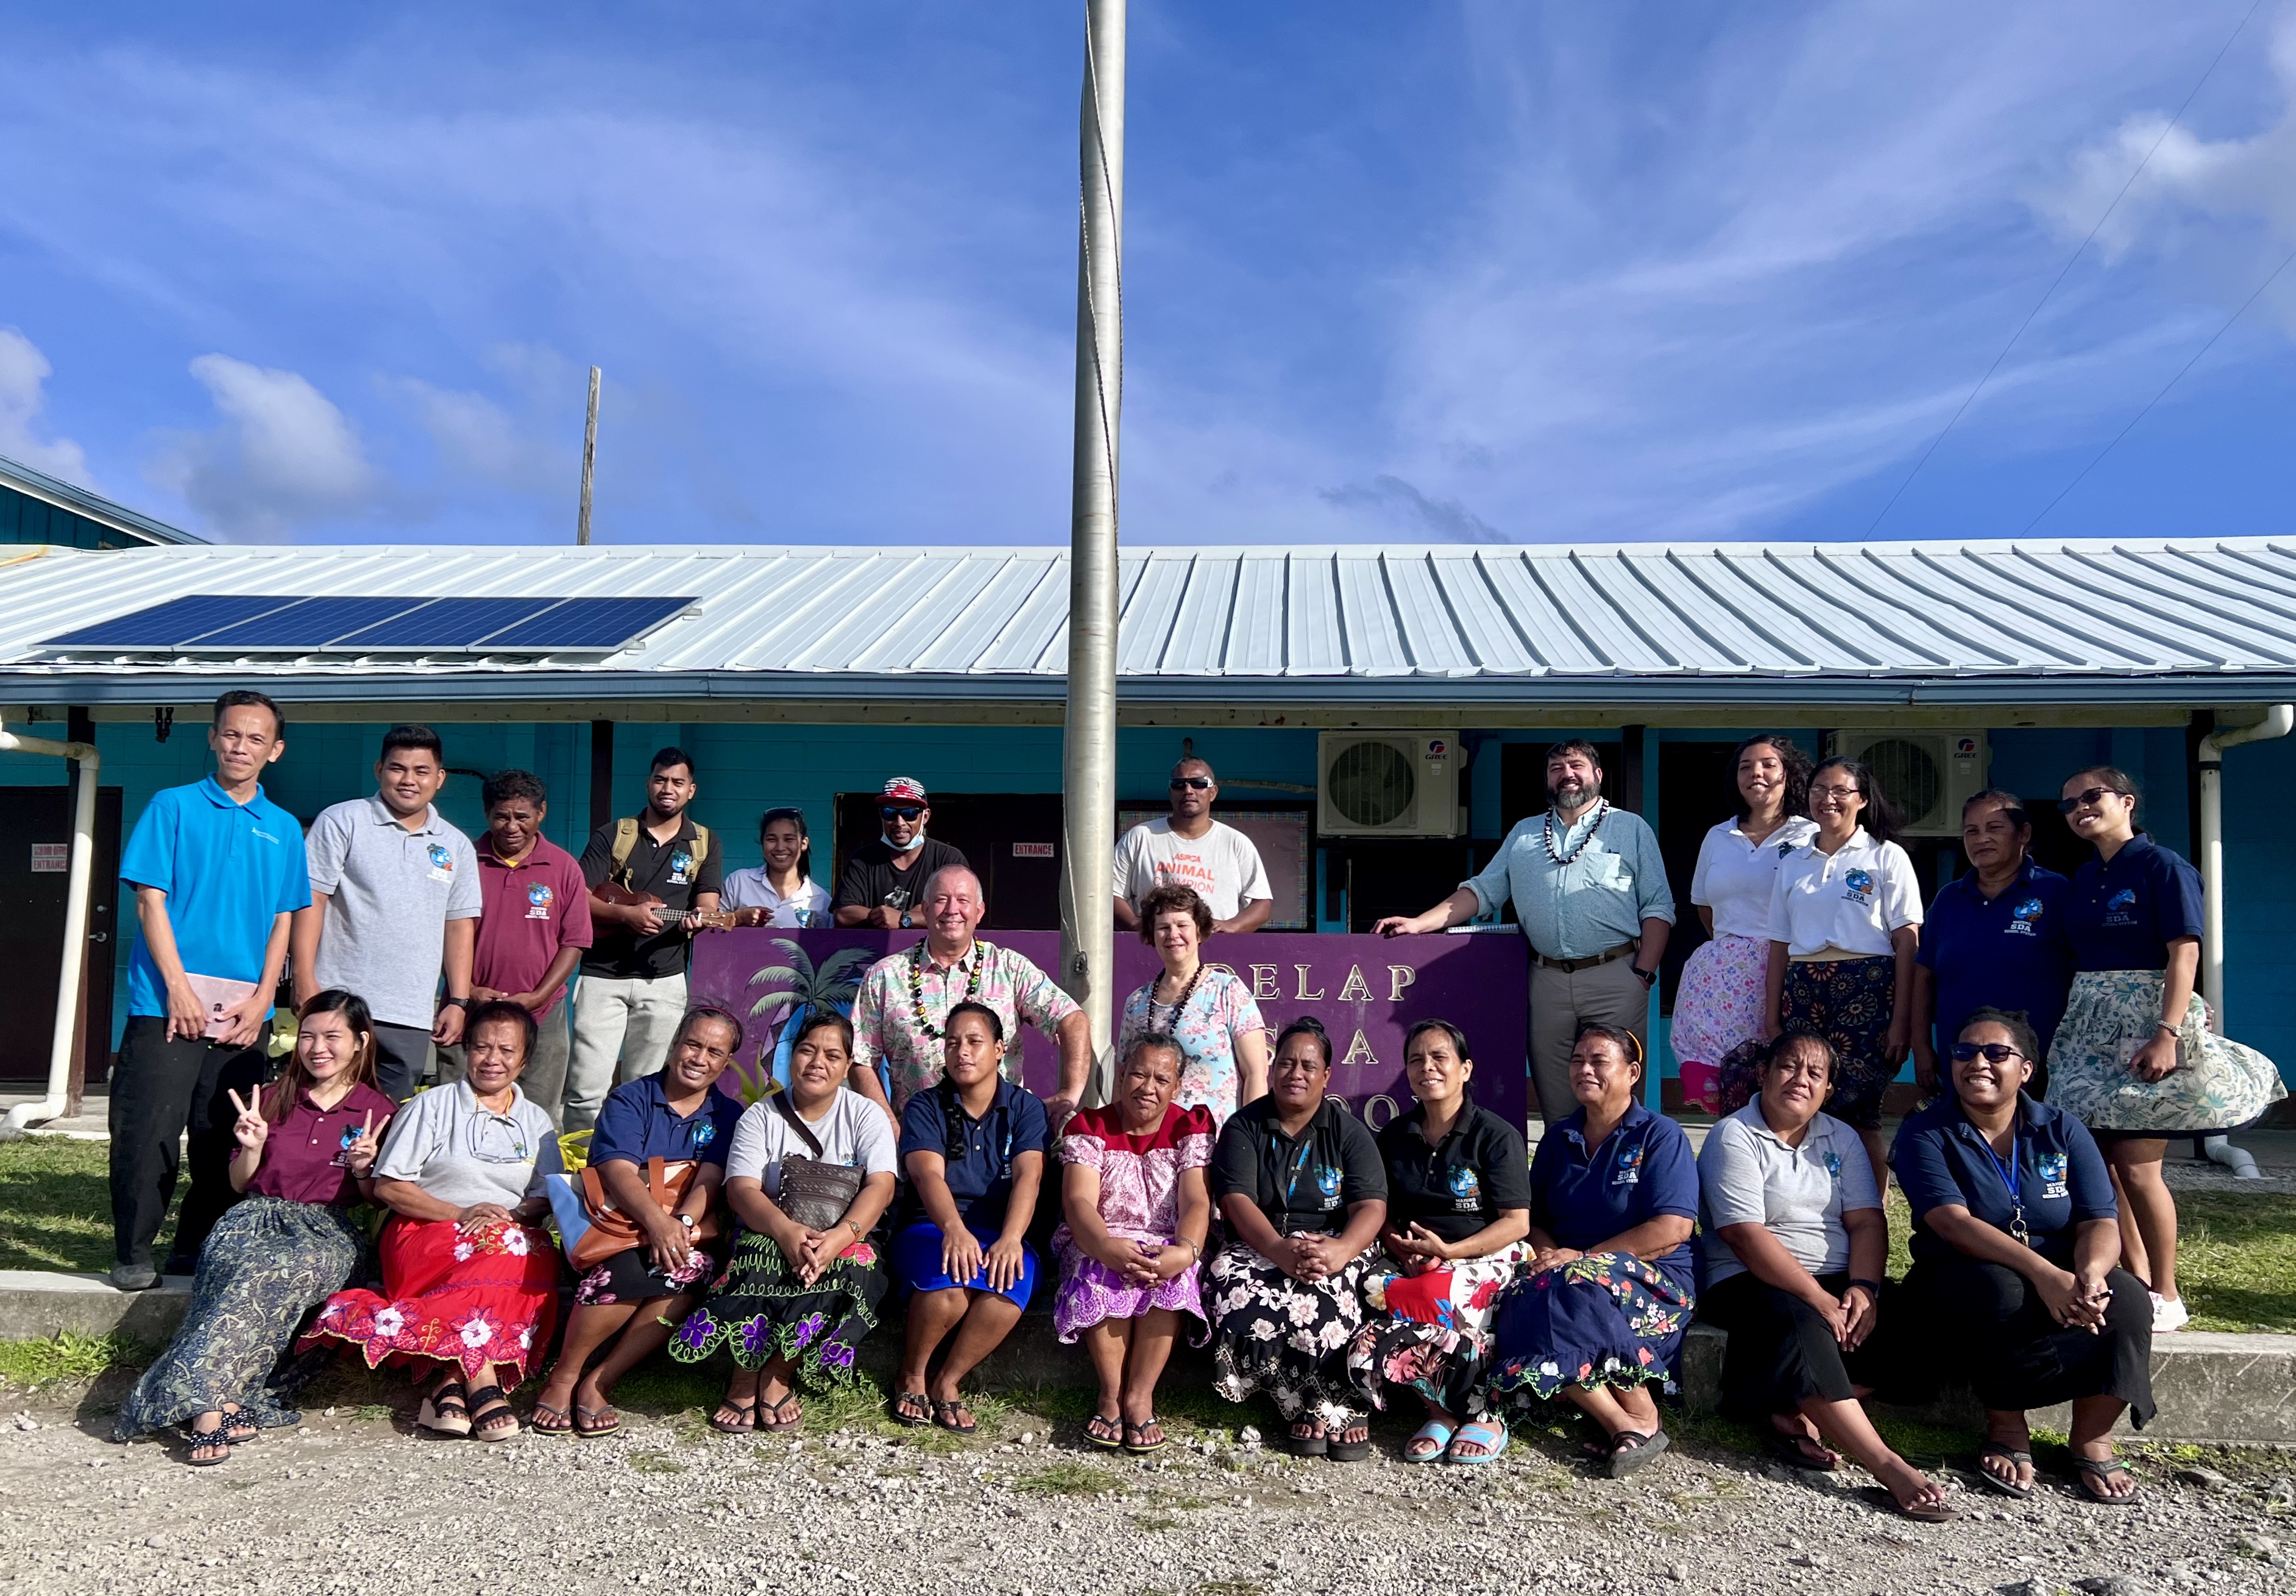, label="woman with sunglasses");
[721,808,831,928]
[1894,1008,2152,1503]
[303,1000,564,1442]
[2045,767,2283,1335]
[1762,755,1923,1191]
